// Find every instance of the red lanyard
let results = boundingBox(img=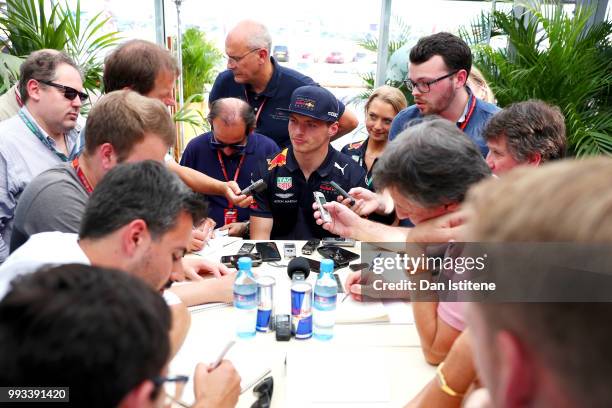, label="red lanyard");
[244,90,267,126]
[71,157,94,194]
[458,95,477,131]
[217,151,246,208]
